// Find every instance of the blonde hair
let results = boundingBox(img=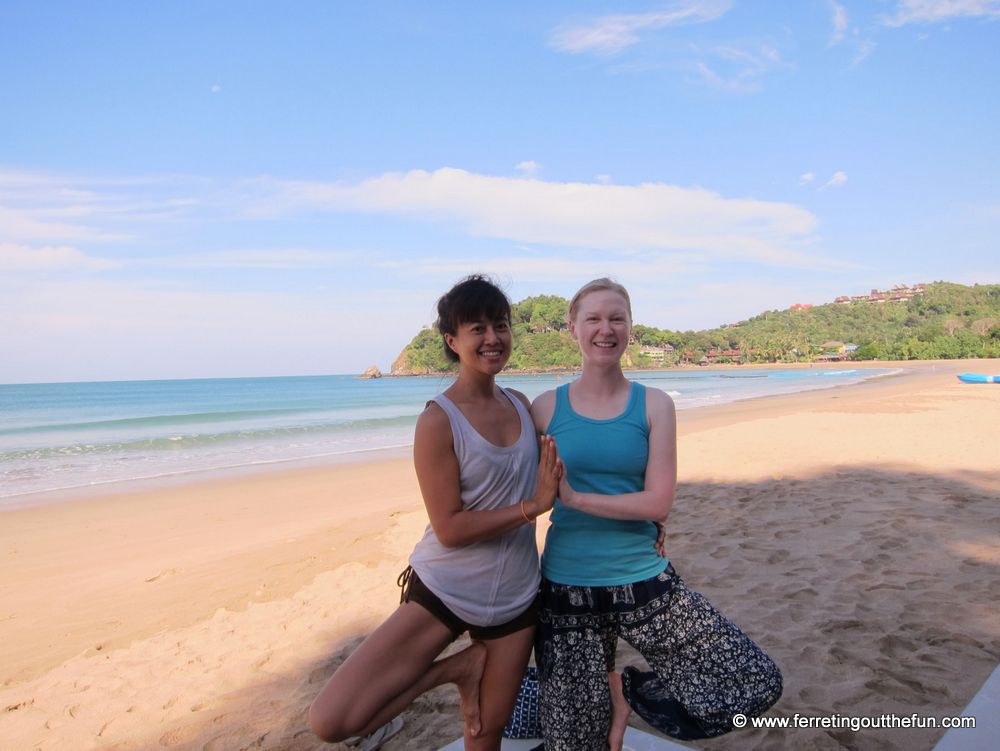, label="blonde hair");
[568,278,633,322]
